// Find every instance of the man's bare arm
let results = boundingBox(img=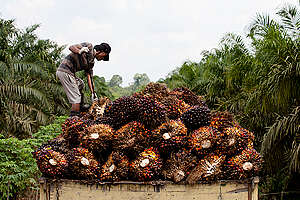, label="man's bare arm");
[69,44,82,54]
[86,73,94,94]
